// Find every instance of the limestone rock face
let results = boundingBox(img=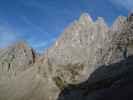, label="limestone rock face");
[0,42,37,80]
[0,43,59,100]
[104,14,133,64]
[0,13,133,100]
[57,13,133,100]
[46,13,109,84]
